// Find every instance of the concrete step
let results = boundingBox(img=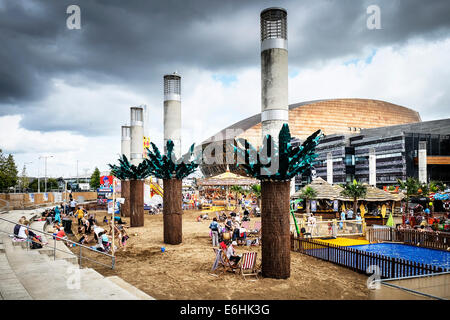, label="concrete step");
[0,253,32,300]
[78,275,141,300]
[0,244,4,253]
[107,276,155,300]
[1,233,150,300]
